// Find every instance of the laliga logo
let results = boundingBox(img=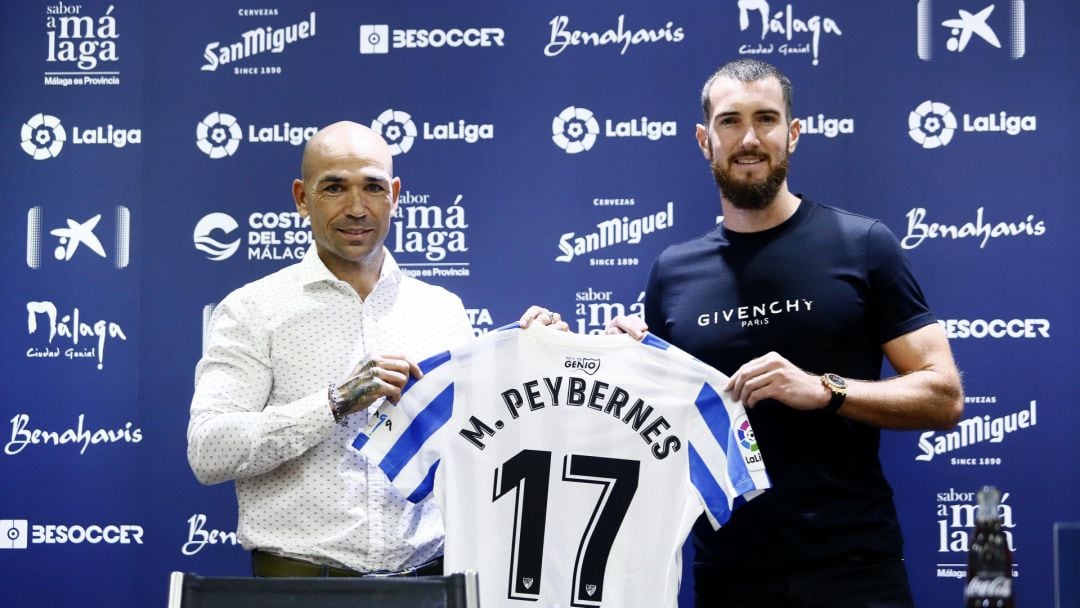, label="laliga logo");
[908,100,957,149]
[552,106,599,154]
[21,113,66,160]
[193,212,241,261]
[735,413,764,468]
[371,109,417,155]
[737,418,758,453]
[196,112,242,158]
